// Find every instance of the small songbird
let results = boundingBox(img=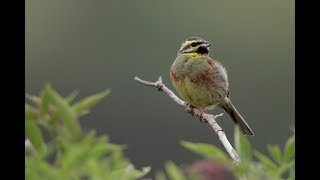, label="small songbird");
[170,36,254,136]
